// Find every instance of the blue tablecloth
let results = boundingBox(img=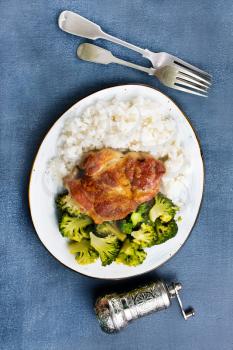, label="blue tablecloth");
[1,1,233,349]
